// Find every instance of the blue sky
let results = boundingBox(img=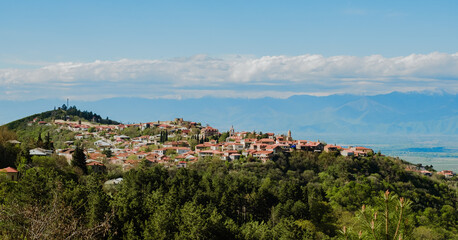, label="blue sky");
[0,0,457,100]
